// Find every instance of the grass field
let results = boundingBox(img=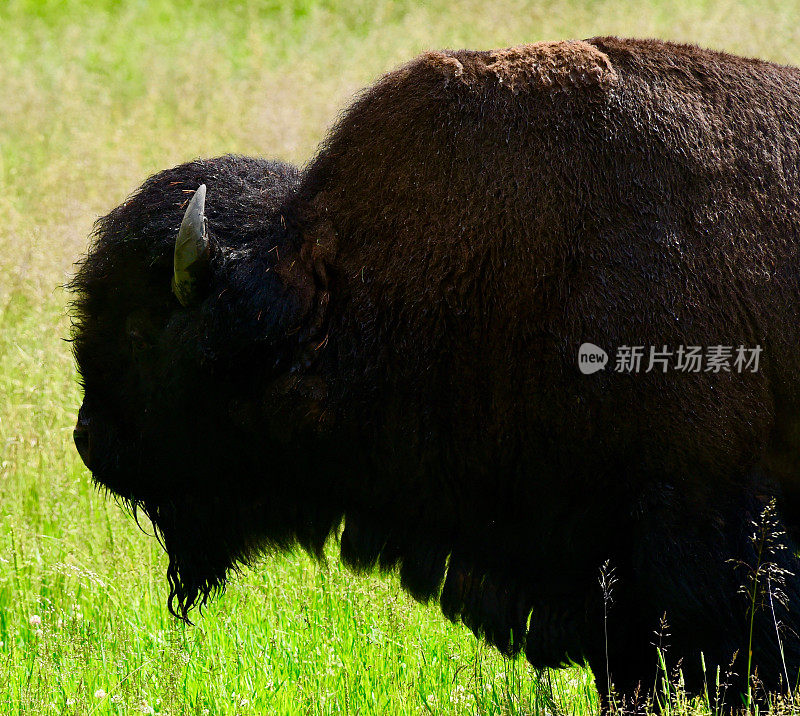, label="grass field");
[3,1,800,713]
